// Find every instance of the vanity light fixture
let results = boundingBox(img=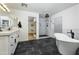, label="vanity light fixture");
[0,5,6,12]
[0,3,10,12]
